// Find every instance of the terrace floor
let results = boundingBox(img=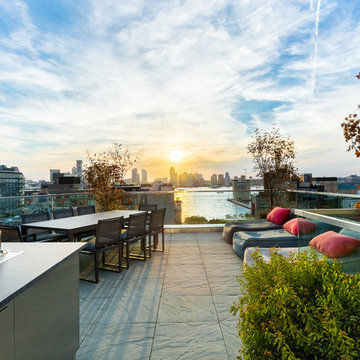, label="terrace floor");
[75,232,243,360]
